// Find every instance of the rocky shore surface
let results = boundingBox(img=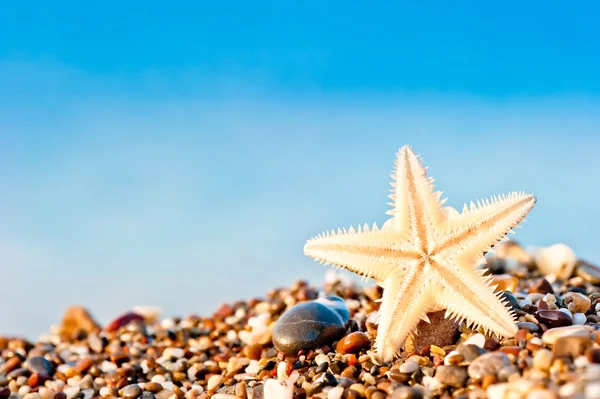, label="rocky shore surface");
[1,241,600,399]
